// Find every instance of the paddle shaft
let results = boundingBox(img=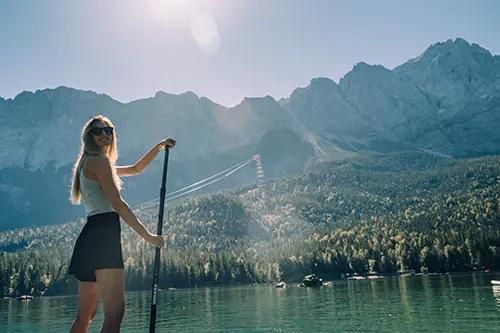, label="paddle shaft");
[149,148,170,333]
